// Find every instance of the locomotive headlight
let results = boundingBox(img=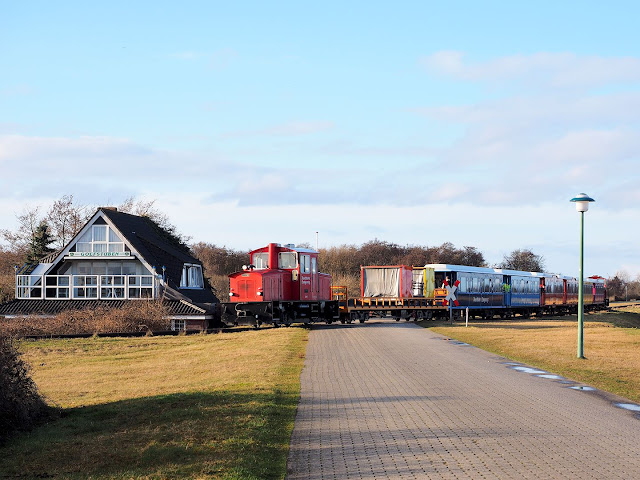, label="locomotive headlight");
[257,291,263,296]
